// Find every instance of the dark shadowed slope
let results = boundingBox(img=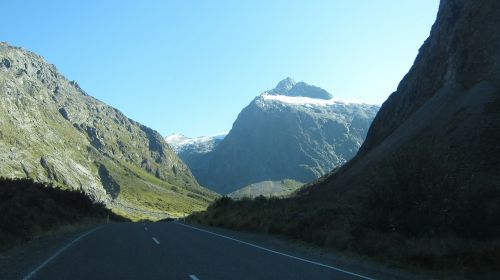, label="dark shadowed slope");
[0,177,128,251]
[321,0,500,194]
